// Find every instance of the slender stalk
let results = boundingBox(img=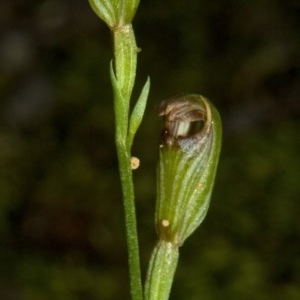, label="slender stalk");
[116,144,143,300]
[112,24,143,300]
[87,2,149,300]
